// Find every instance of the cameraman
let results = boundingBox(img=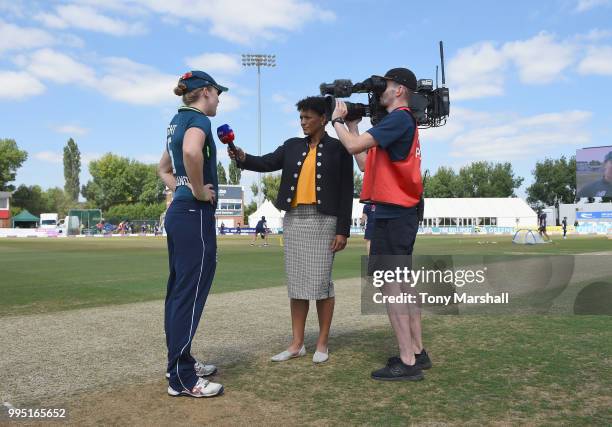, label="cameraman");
[331,68,431,381]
